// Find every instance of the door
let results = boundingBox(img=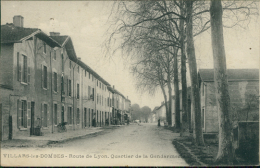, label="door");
[61,106,64,123]
[84,108,87,127]
[30,102,35,135]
